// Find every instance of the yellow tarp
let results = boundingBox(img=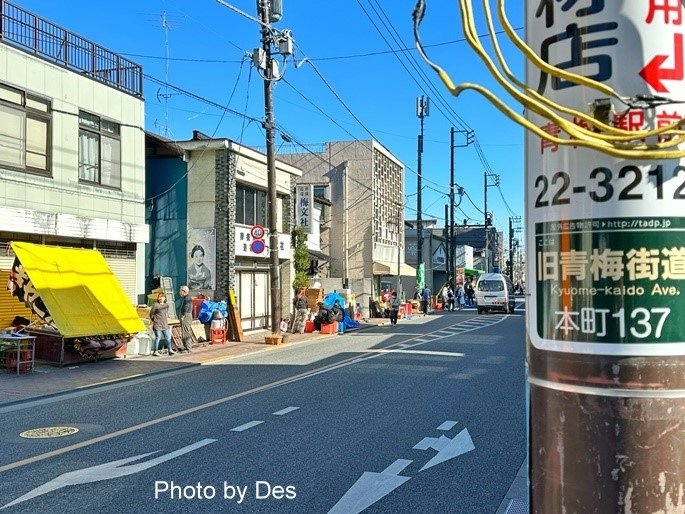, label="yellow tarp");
[11,242,144,338]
